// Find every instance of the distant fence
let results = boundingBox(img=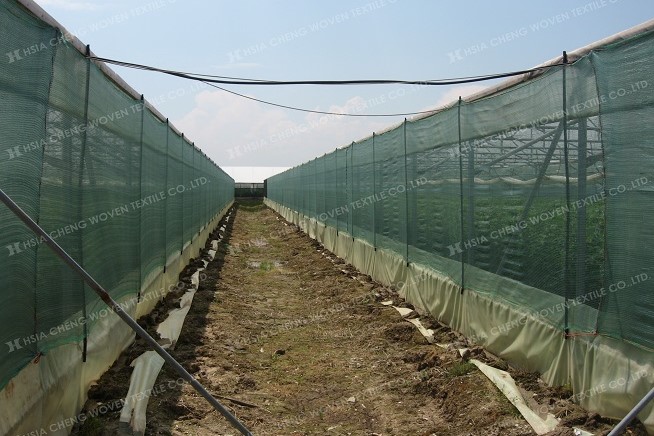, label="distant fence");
[235,183,265,198]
